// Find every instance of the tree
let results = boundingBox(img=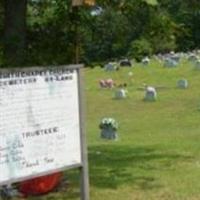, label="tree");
[4,0,27,66]
[83,6,131,62]
[128,38,153,61]
[0,0,4,65]
[26,0,75,65]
